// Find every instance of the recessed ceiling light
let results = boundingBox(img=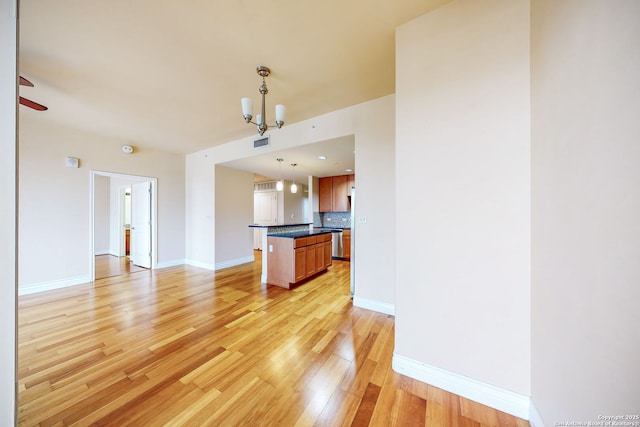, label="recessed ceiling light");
[345,169,353,173]
[317,156,327,160]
